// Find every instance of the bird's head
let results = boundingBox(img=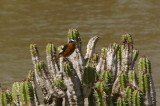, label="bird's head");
[69,39,76,43]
